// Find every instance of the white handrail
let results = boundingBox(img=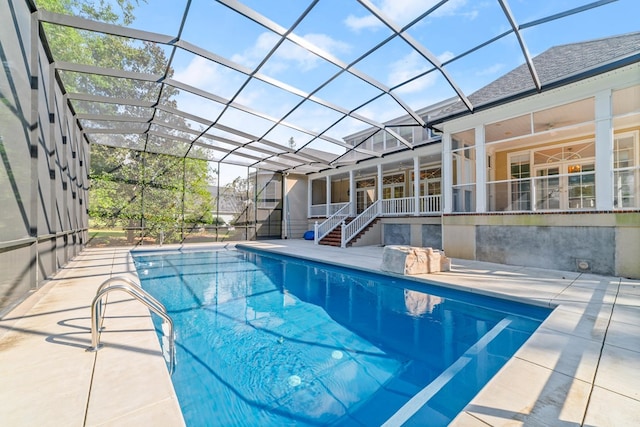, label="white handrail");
[341,200,380,248]
[314,202,351,244]
[329,202,349,215]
